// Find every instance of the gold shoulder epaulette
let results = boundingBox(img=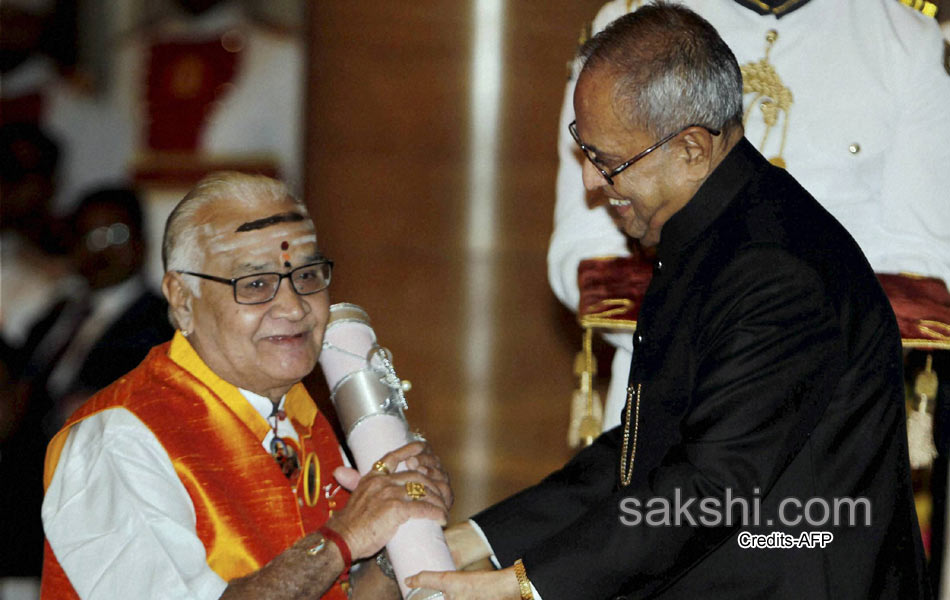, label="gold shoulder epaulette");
[898,0,938,18]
